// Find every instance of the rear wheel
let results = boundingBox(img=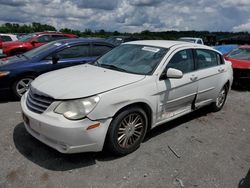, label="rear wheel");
[210,85,228,112]
[12,76,34,99]
[106,107,148,155]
